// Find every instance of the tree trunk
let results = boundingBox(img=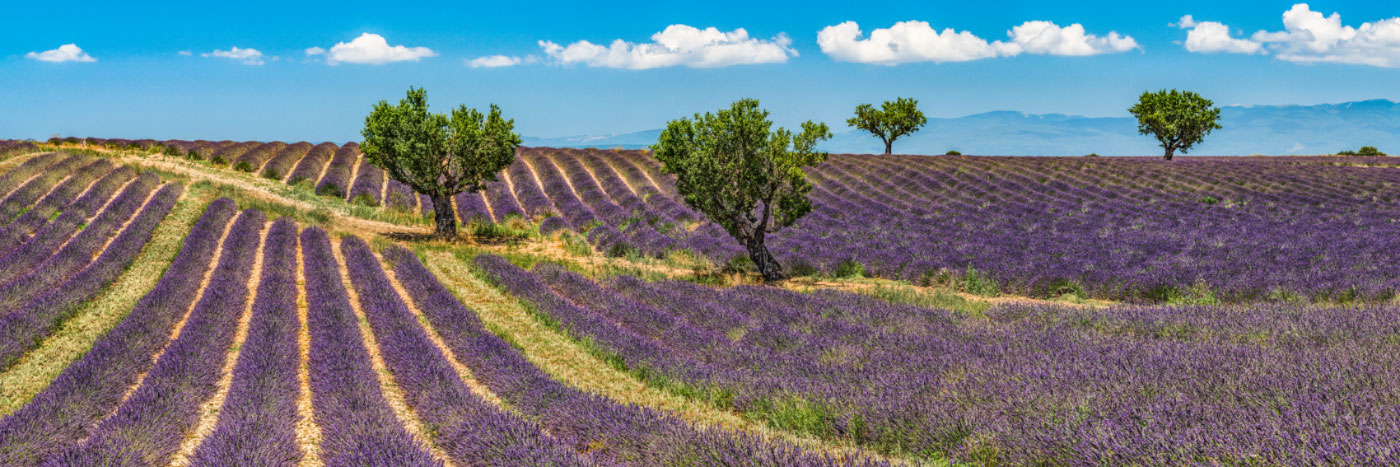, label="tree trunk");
[1163,146,1175,161]
[745,235,785,282]
[884,139,893,155]
[431,193,457,239]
